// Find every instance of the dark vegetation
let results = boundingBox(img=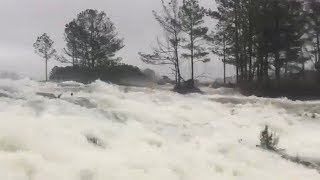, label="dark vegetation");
[85,134,105,149]
[209,0,320,83]
[50,64,150,86]
[239,76,320,100]
[33,0,320,96]
[140,0,320,96]
[209,0,320,97]
[34,9,152,86]
[173,79,203,94]
[258,125,320,173]
[57,9,124,68]
[258,125,279,151]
